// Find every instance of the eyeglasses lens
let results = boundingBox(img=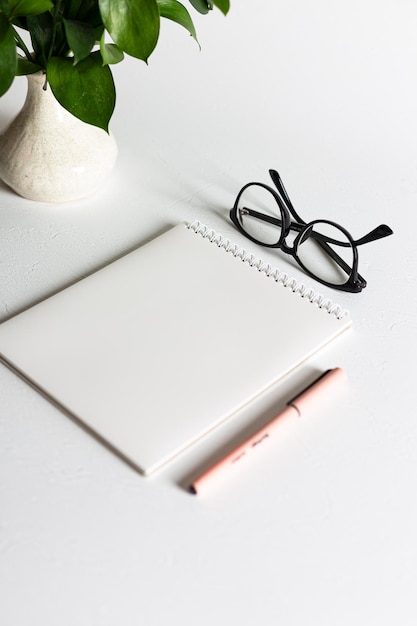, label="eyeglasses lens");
[236,185,283,245]
[296,222,354,286]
